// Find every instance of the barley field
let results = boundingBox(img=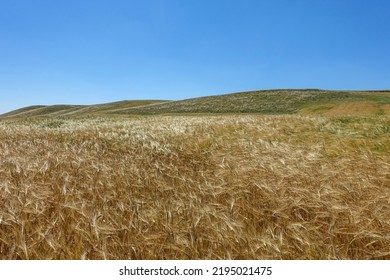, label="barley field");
[0,115,389,259]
